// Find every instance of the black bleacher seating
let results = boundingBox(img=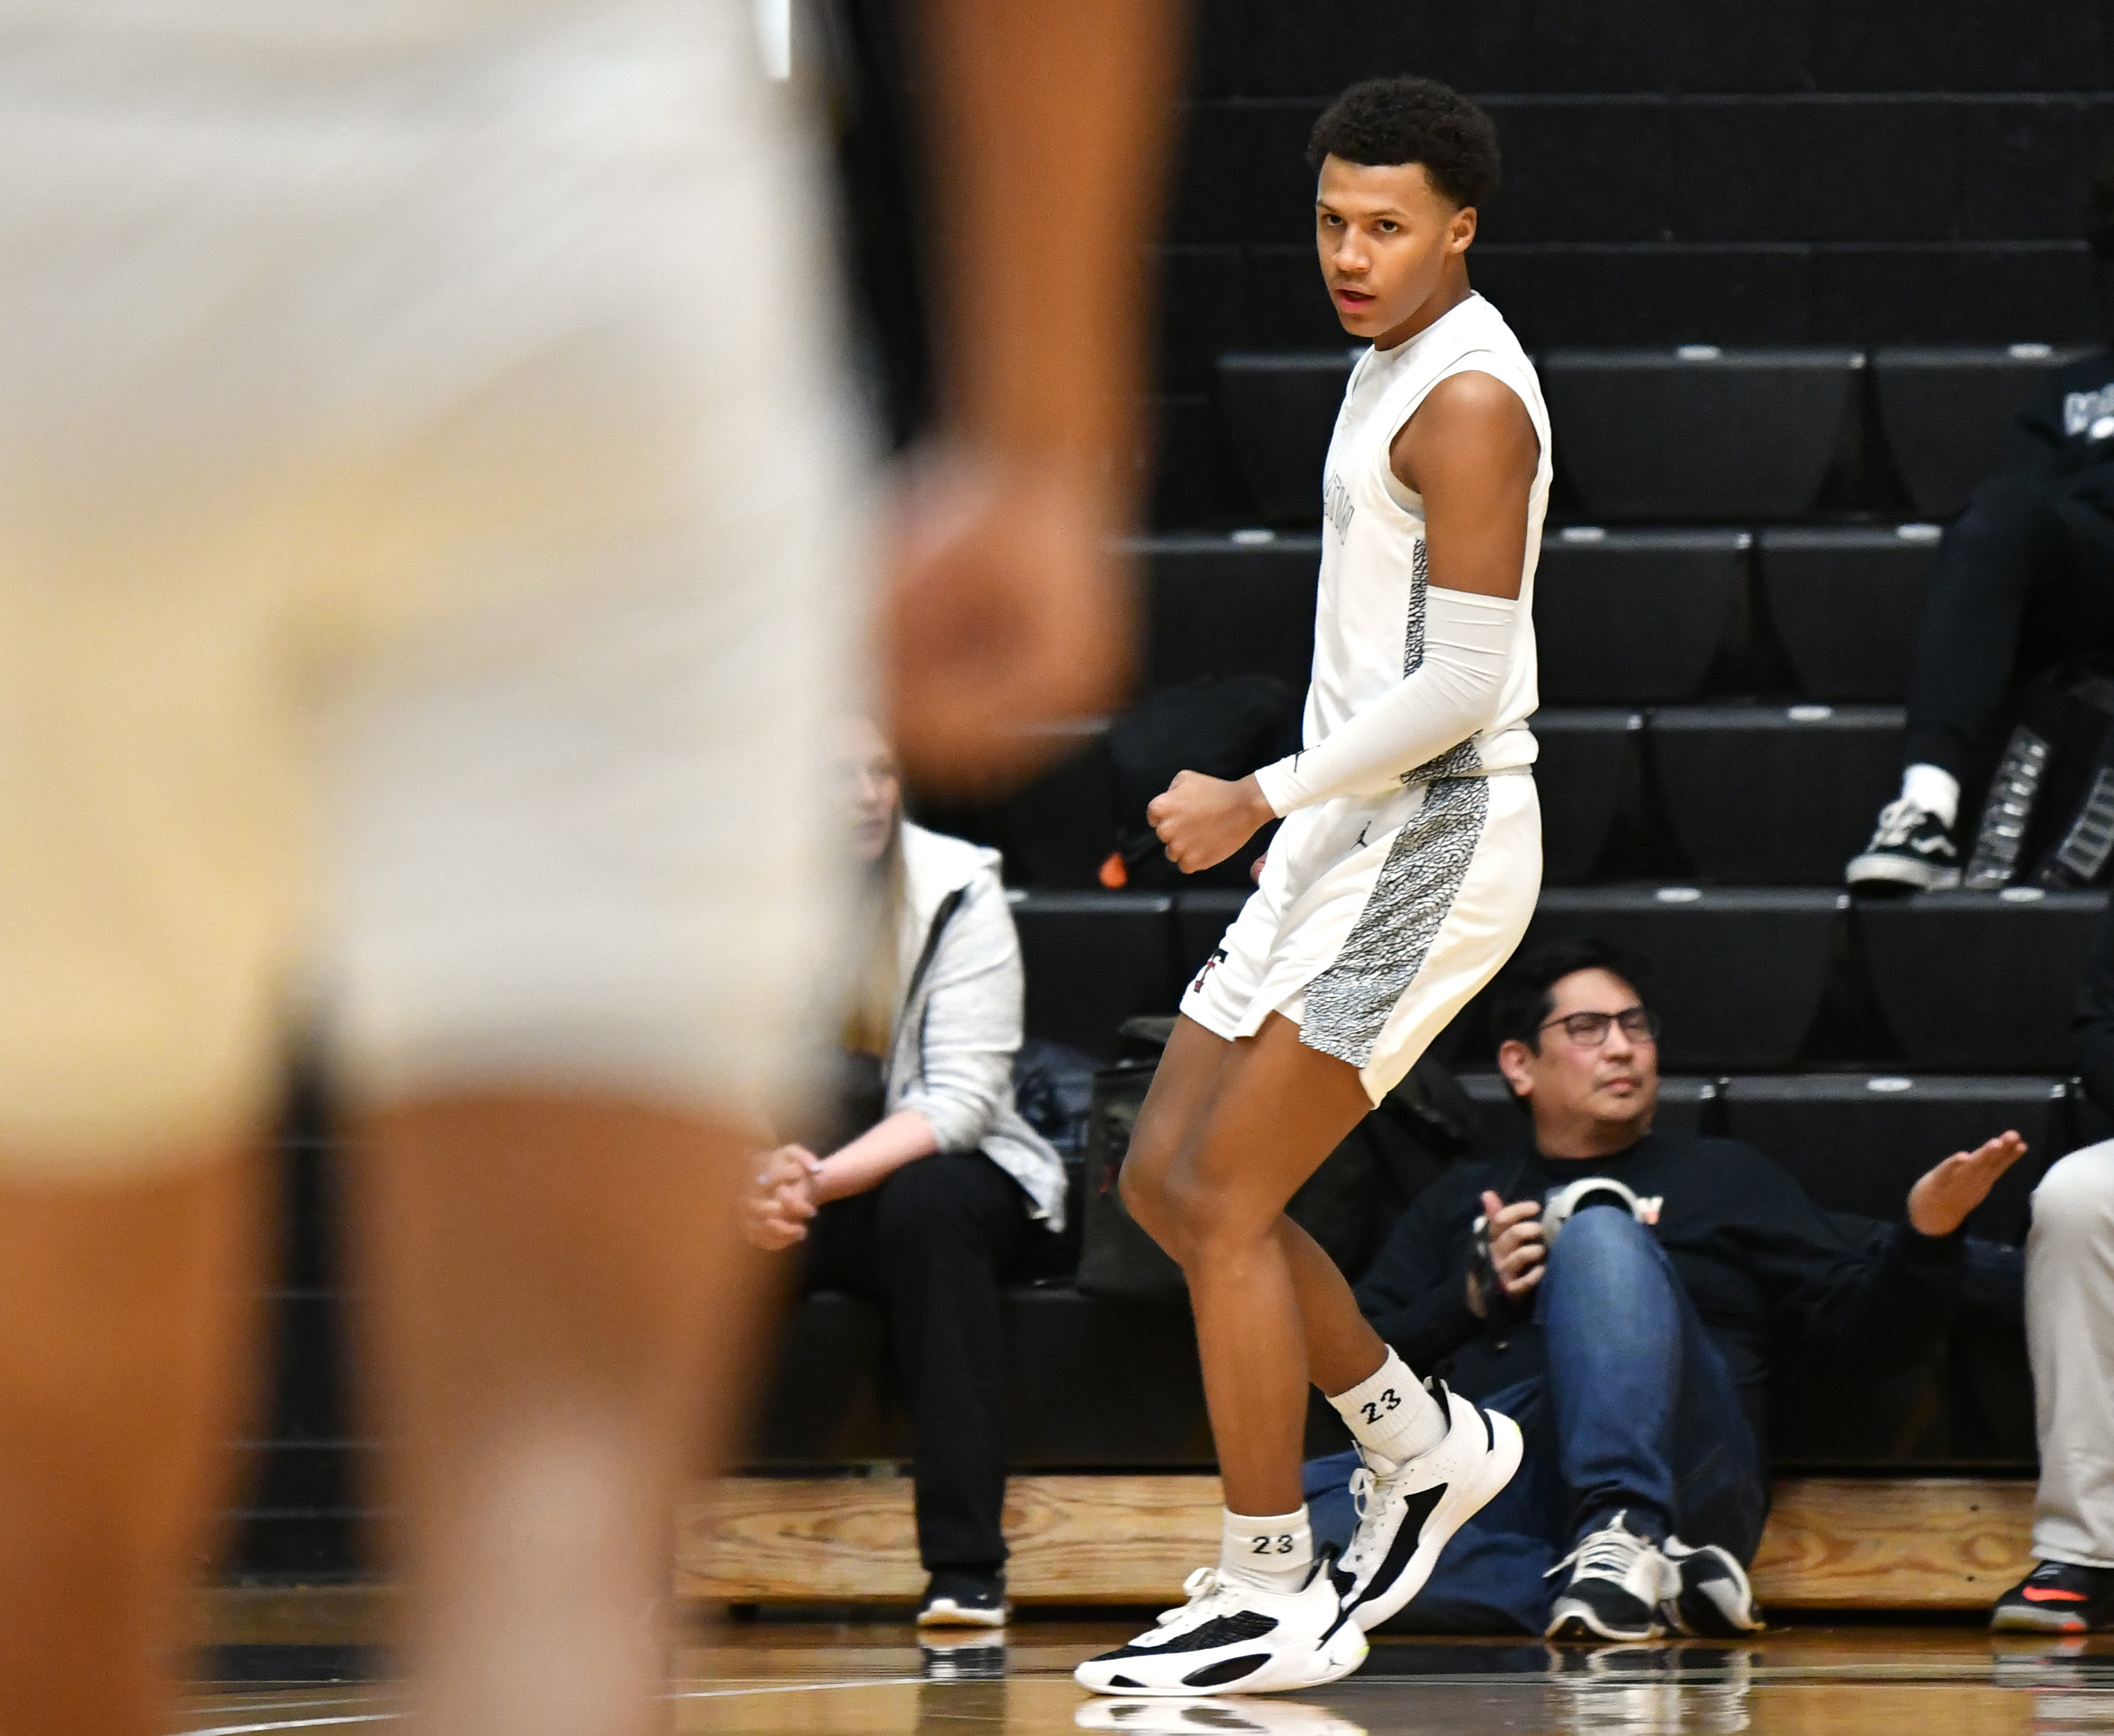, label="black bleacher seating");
[749,1291,897,1462]
[1215,352,1354,524]
[1542,347,1862,520]
[1650,704,1904,885]
[1446,888,1842,1072]
[1141,532,1318,693]
[1534,709,1639,884]
[1872,345,2100,519]
[1720,1075,2068,1245]
[1536,528,1746,702]
[1460,1072,1719,1159]
[933,734,1117,892]
[1858,889,2106,1071]
[1012,891,1178,1060]
[1757,525,1942,701]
